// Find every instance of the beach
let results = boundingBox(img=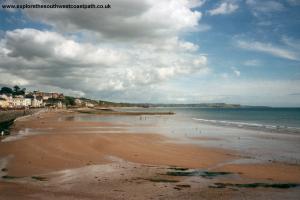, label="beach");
[0,109,300,199]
